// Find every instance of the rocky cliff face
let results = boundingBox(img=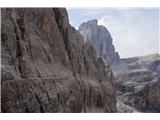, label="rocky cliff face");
[114,54,160,112]
[1,8,116,113]
[79,19,120,65]
[131,78,160,112]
